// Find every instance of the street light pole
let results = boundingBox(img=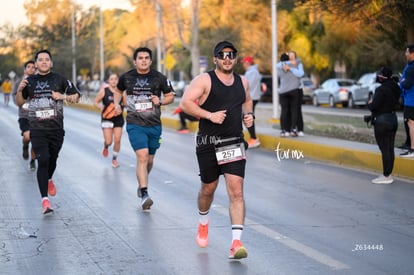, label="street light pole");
[156,1,162,73]
[271,0,279,119]
[71,1,77,85]
[99,0,104,84]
